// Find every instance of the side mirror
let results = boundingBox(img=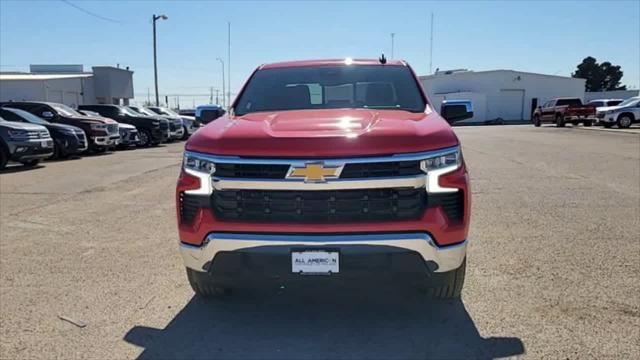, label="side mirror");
[41,111,55,119]
[440,100,473,124]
